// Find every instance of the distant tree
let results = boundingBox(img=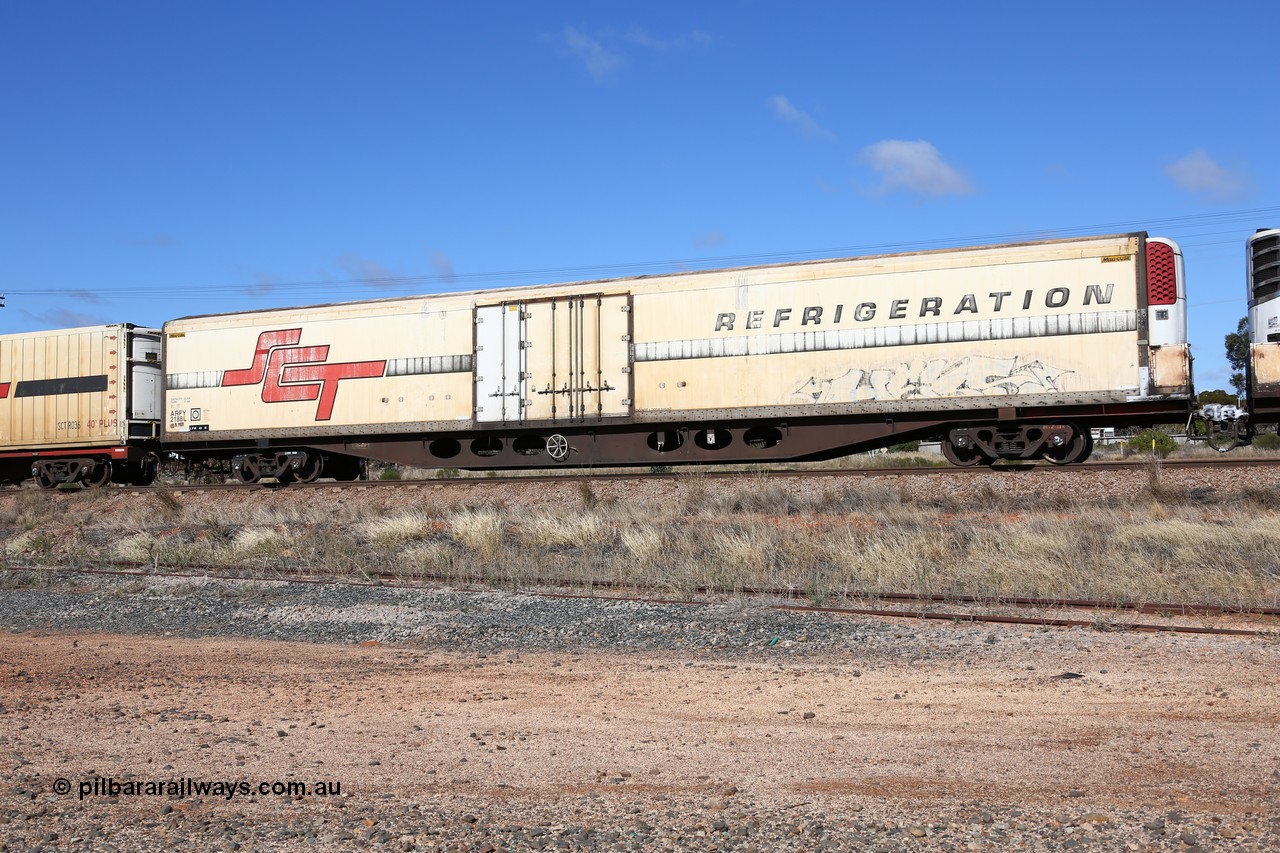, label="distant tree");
[1126,430,1178,458]
[1197,388,1236,406]
[1226,316,1249,395]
